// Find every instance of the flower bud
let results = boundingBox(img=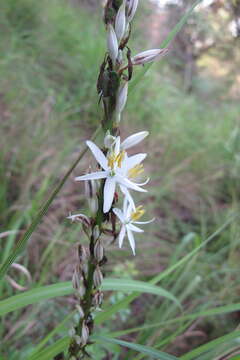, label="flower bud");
[132,48,168,65]
[94,240,104,262]
[93,225,100,240]
[93,290,104,308]
[107,24,119,65]
[93,266,103,288]
[115,81,128,117]
[75,304,84,318]
[67,213,91,226]
[126,0,139,22]
[81,321,89,346]
[72,267,82,290]
[115,0,126,42]
[78,245,89,264]
[85,174,98,214]
[104,132,116,149]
